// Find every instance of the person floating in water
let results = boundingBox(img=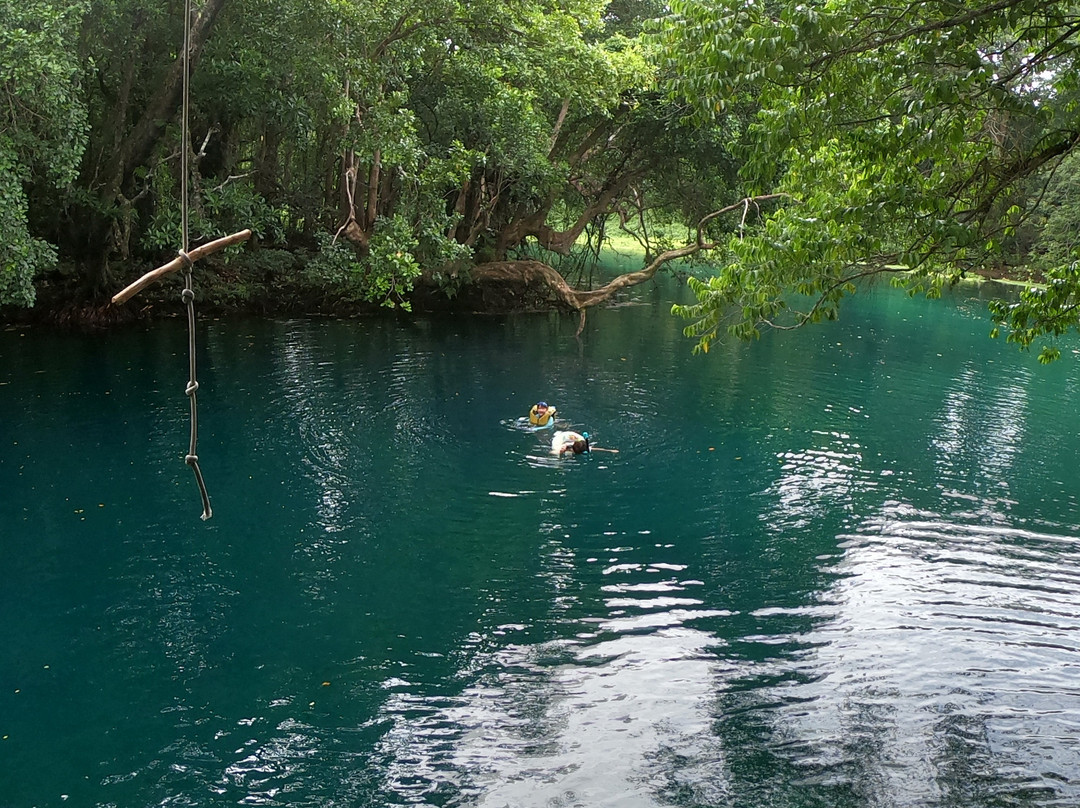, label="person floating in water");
[551,430,618,456]
[529,401,557,426]
[551,430,589,456]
